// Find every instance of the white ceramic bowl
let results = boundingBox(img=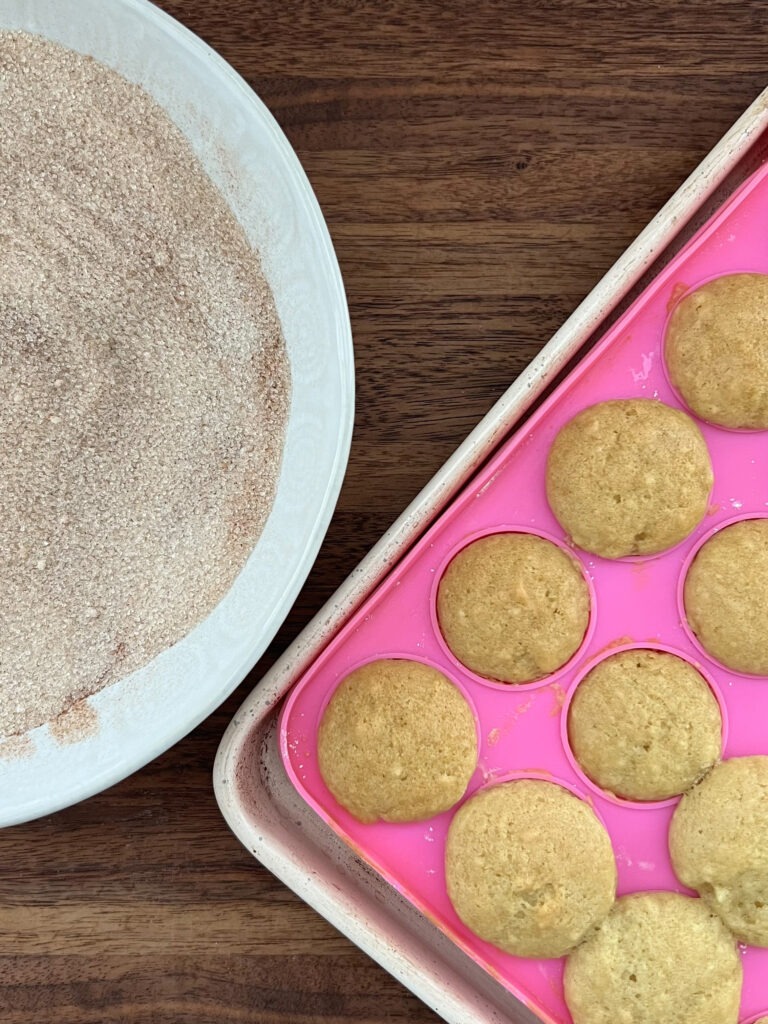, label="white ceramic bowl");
[0,0,354,825]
